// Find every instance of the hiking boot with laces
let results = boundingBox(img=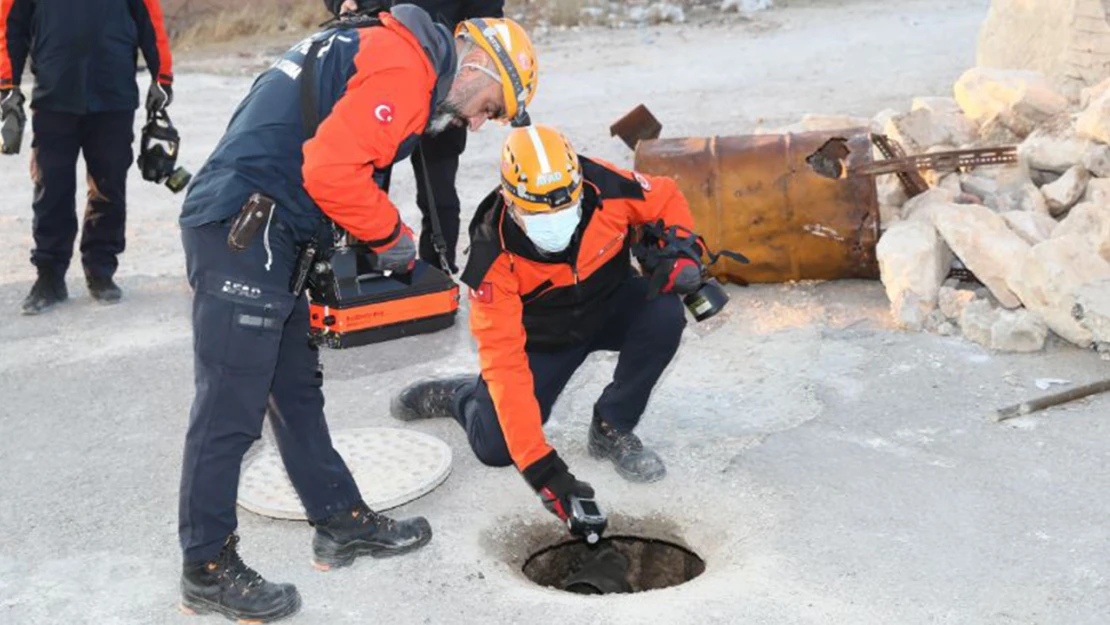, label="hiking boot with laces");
[180,534,301,623]
[390,375,471,422]
[21,270,68,315]
[311,501,432,571]
[588,413,667,483]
